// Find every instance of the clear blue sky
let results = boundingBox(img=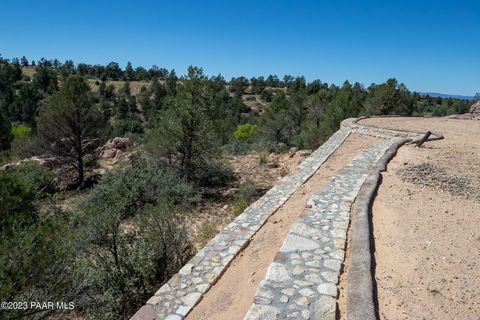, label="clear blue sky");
[1,0,478,95]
